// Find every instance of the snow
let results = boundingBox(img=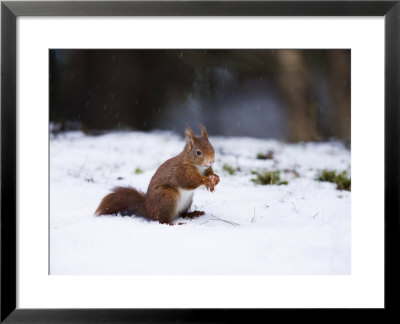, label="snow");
[50,130,351,275]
